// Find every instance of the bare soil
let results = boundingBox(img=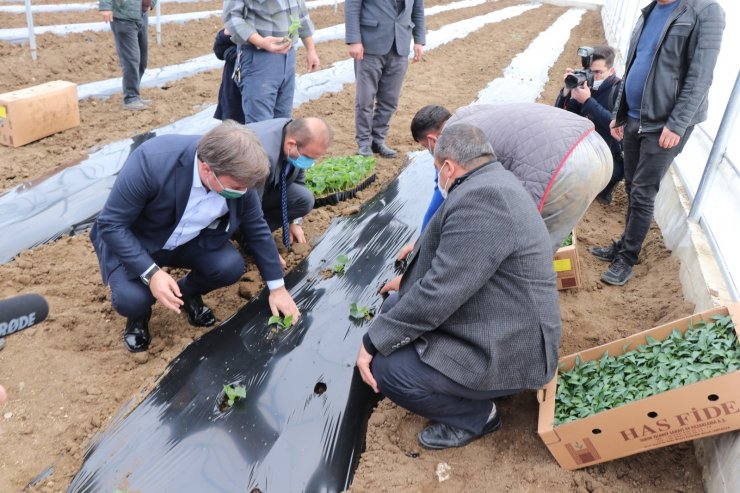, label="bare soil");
[0,2,703,492]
